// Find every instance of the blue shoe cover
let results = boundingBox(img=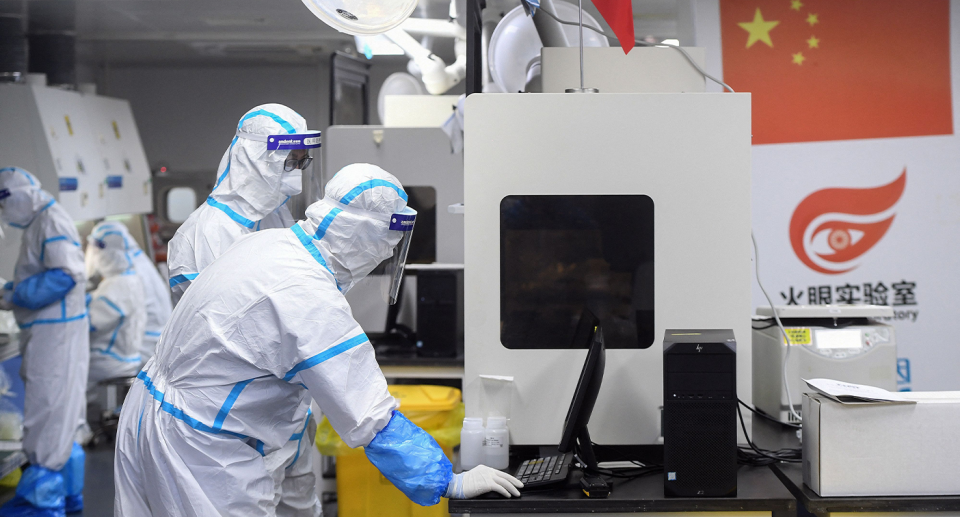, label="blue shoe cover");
[58,444,84,503]
[63,495,81,514]
[0,494,65,517]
